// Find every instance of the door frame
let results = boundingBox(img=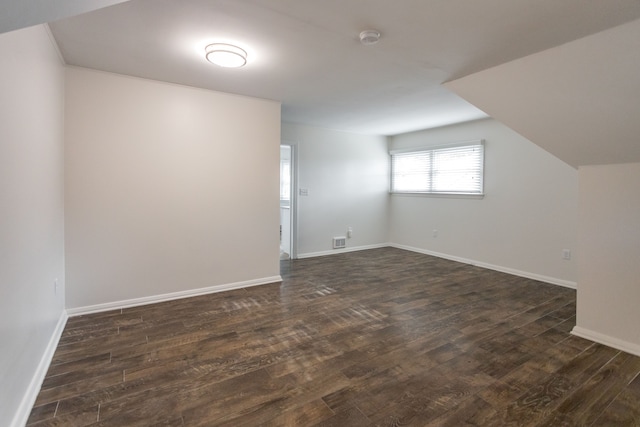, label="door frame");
[281,141,298,259]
